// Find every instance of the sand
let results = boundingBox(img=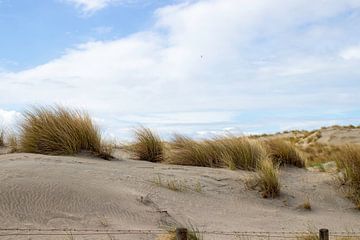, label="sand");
[0,150,359,239]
